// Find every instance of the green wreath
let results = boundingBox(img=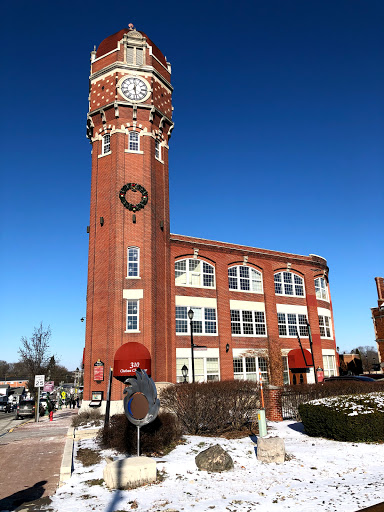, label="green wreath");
[119,183,149,212]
